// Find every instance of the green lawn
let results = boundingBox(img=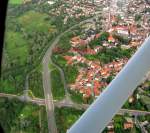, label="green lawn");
[69,90,93,104]
[5,31,28,65]
[52,55,67,68]
[69,90,84,104]
[52,55,79,84]
[9,0,23,4]
[51,69,65,100]
[63,65,78,84]
[29,67,44,98]
[18,11,56,34]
